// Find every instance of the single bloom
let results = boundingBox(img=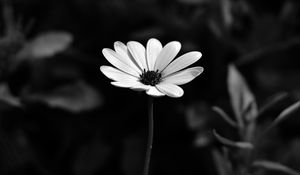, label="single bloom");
[100,38,203,98]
